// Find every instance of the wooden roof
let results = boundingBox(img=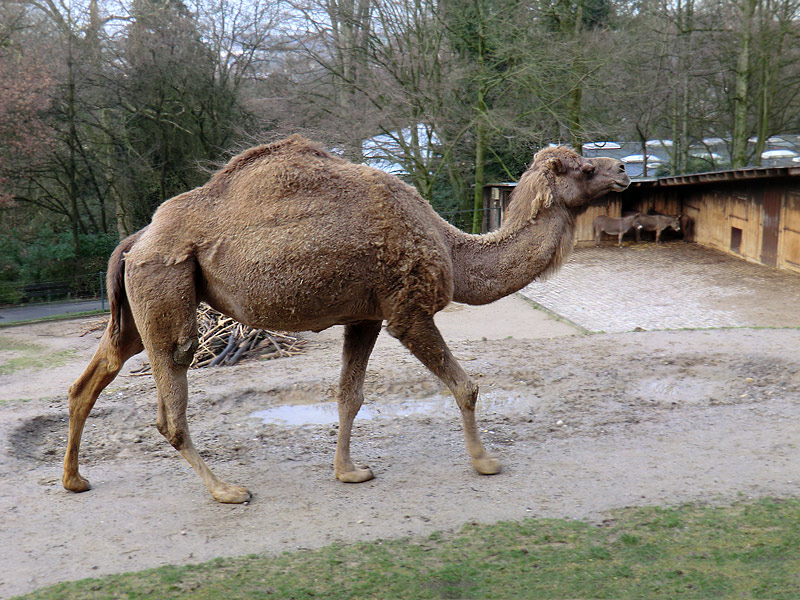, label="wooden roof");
[631,166,800,188]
